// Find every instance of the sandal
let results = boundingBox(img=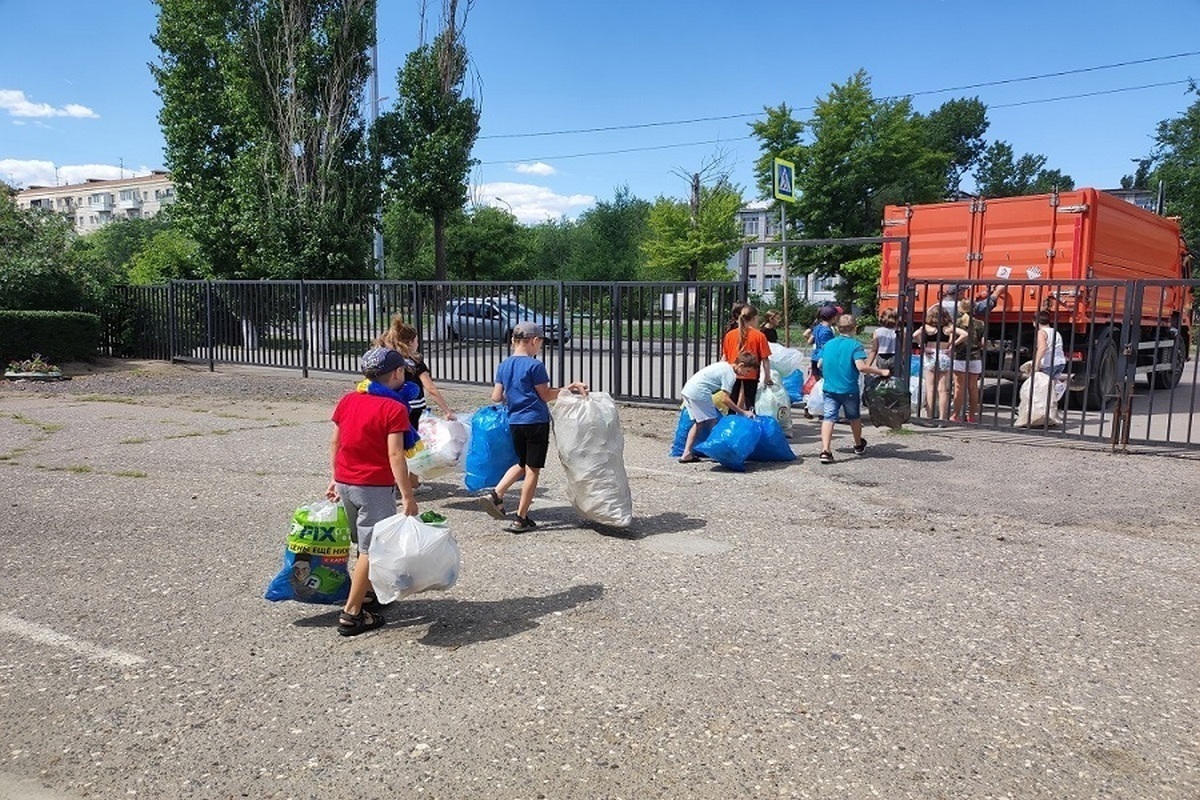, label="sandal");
[678,454,701,463]
[337,609,385,637]
[819,450,834,464]
[362,590,389,614]
[477,489,507,519]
